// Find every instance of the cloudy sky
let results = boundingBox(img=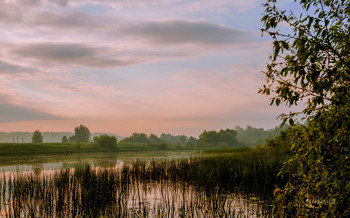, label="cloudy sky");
[0,0,298,137]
